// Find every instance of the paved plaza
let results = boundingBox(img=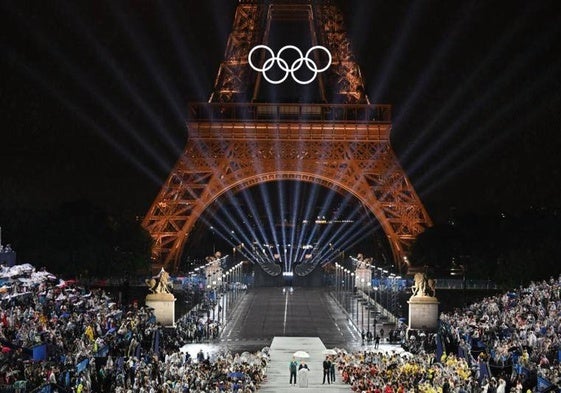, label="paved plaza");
[180,287,403,378]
